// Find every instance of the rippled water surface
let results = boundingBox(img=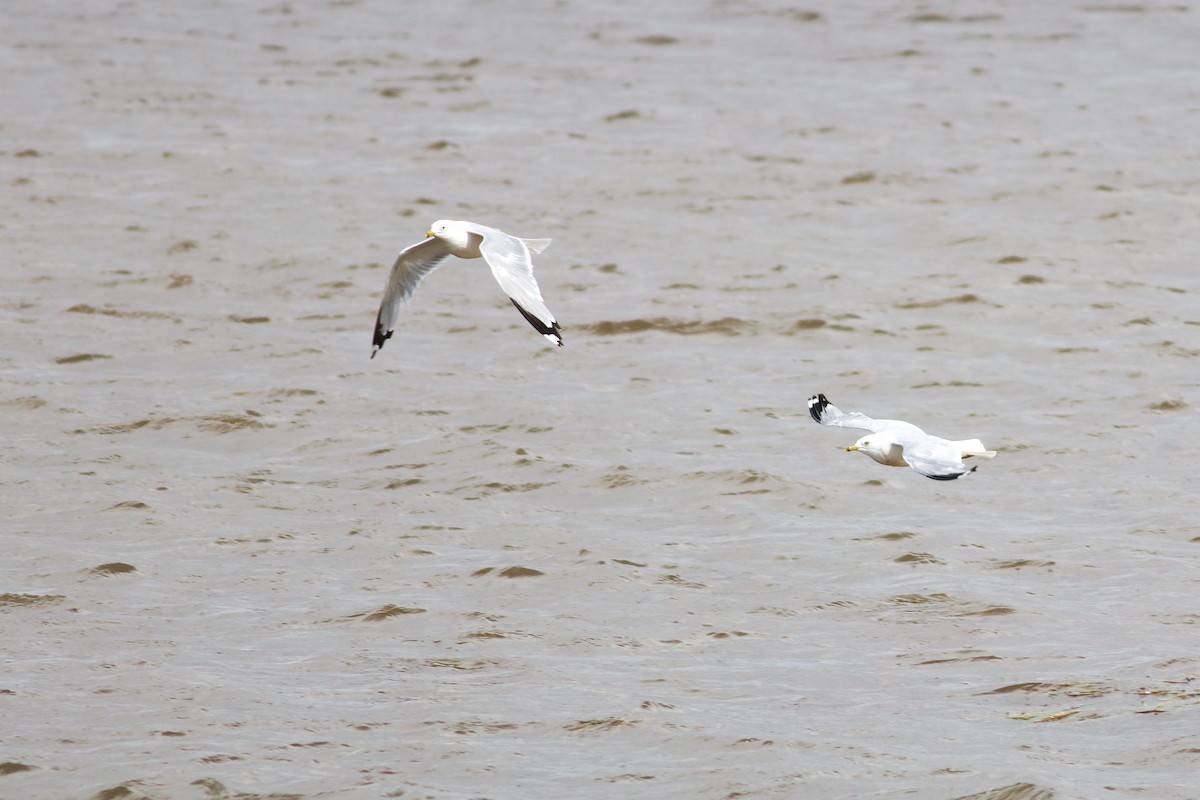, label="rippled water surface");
[3,2,1198,799]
